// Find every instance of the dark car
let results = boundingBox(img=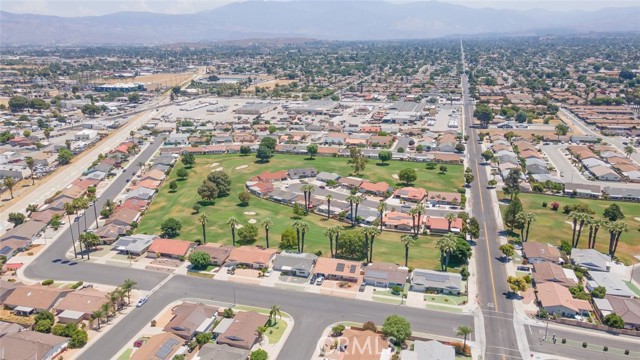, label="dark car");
[309,274,317,284]
[125,178,130,183]
[517,266,531,272]
[359,283,366,292]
